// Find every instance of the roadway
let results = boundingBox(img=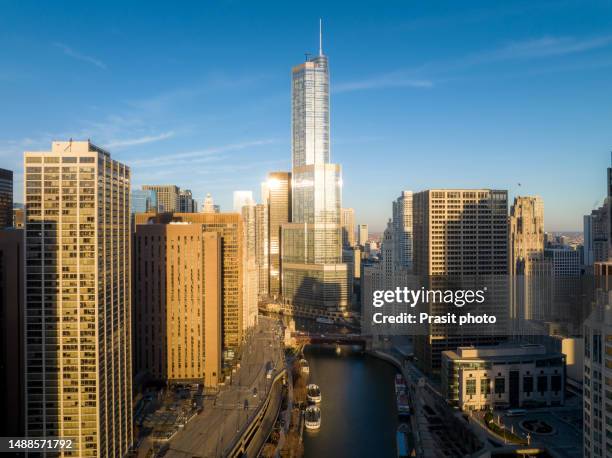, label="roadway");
[161,316,284,458]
